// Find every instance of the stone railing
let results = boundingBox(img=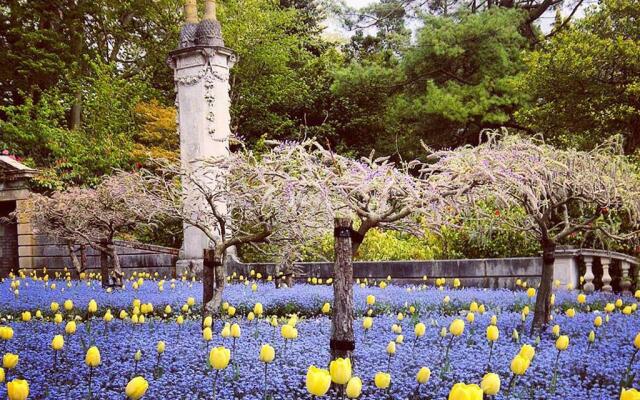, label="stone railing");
[554,248,639,295]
